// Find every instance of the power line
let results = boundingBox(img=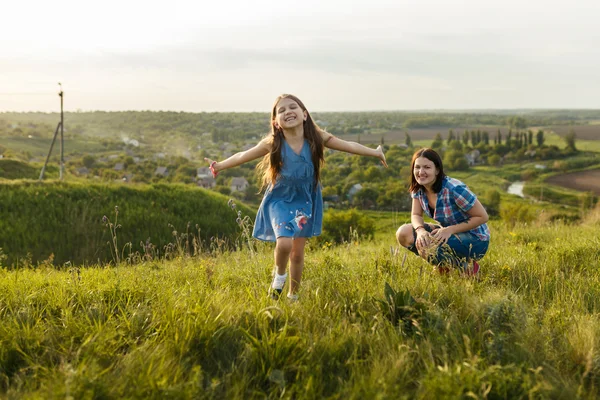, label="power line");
[0,92,57,96]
